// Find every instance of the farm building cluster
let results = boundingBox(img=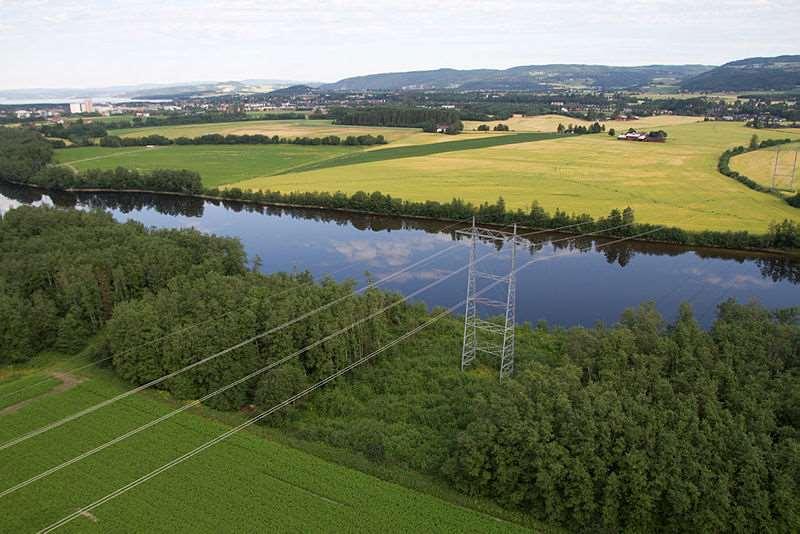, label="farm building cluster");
[617,130,667,142]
